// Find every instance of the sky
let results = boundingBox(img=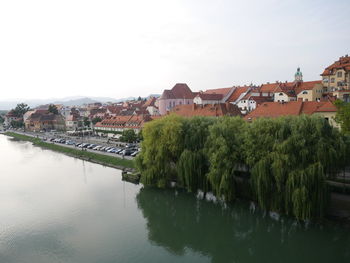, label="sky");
[0,0,349,100]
